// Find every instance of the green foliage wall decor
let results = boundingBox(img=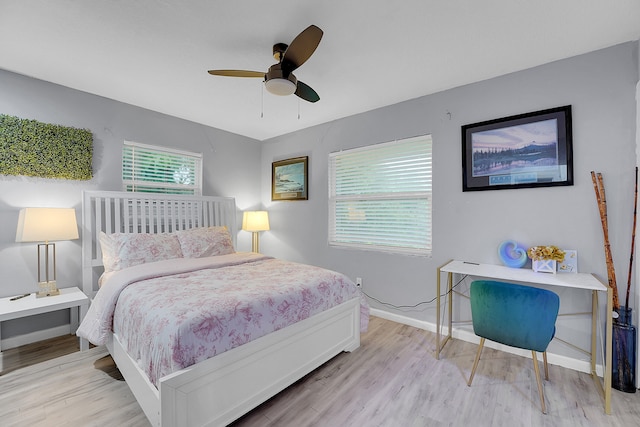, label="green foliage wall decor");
[0,114,93,180]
